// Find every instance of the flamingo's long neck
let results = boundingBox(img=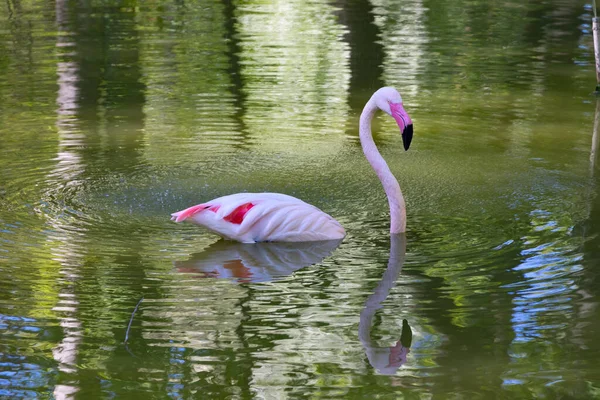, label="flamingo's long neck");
[359,98,406,233]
